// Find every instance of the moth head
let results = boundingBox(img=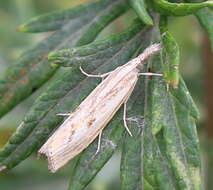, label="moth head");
[138,43,162,63]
